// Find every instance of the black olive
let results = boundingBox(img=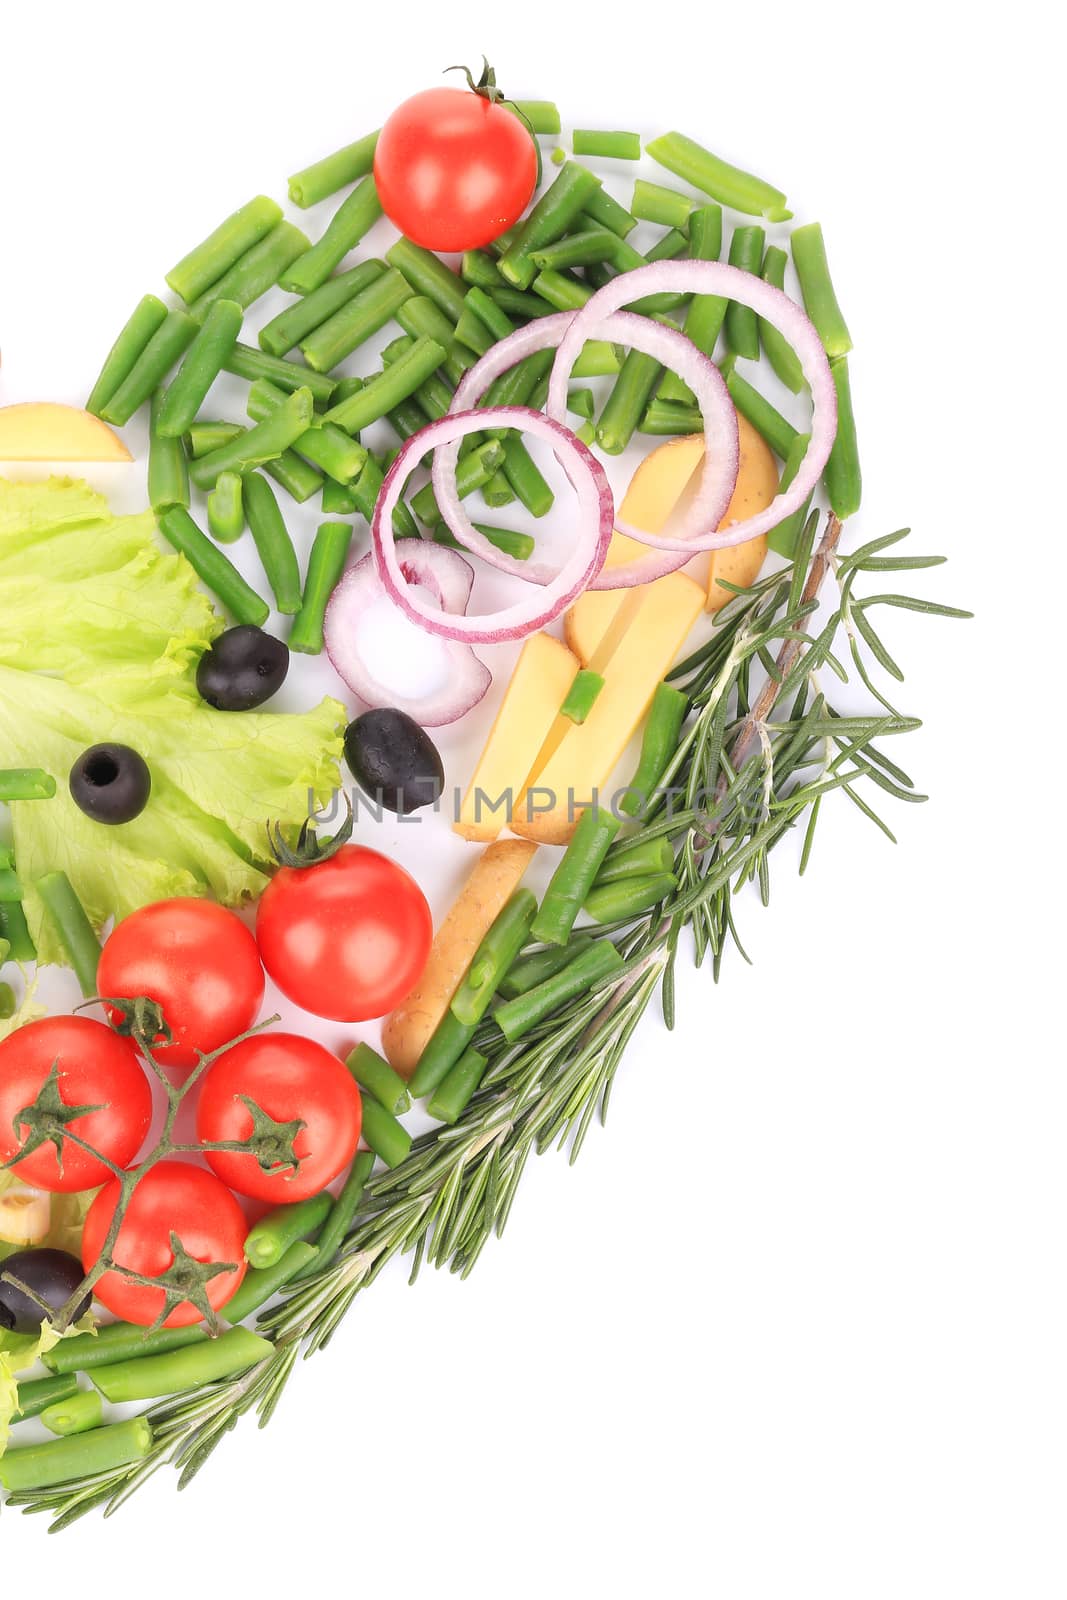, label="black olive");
[196,625,289,712]
[0,1248,91,1334]
[69,743,151,825]
[344,709,444,815]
